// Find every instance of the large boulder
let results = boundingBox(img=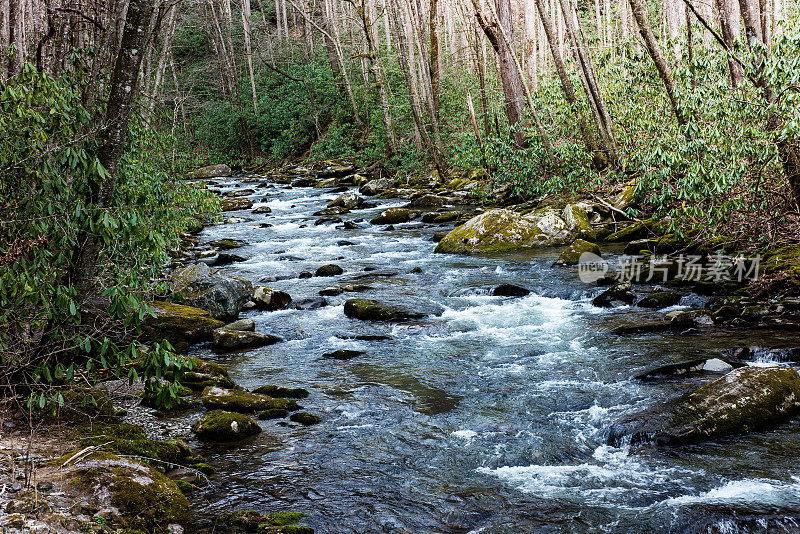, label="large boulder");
[252,286,292,310]
[555,239,601,266]
[220,197,253,211]
[142,301,225,345]
[359,178,393,196]
[171,263,253,321]
[62,451,190,532]
[343,298,426,322]
[607,366,800,446]
[434,208,575,255]
[201,386,295,412]
[190,164,231,179]
[191,410,262,442]
[177,357,235,391]
[328,192,363,210]
[370,208,421,225]
[212,328,282,351]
